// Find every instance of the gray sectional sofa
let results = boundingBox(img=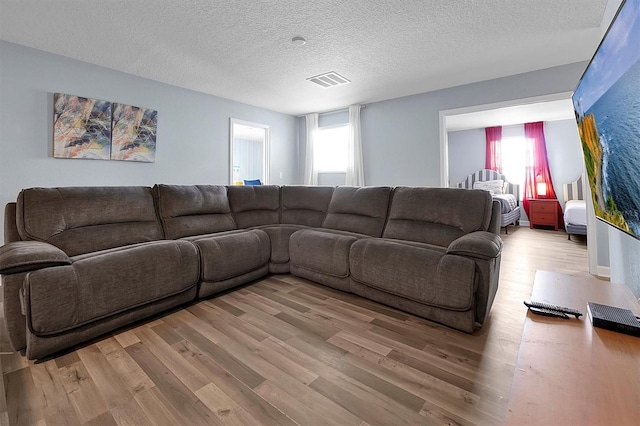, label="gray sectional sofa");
[0,184,503,360]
